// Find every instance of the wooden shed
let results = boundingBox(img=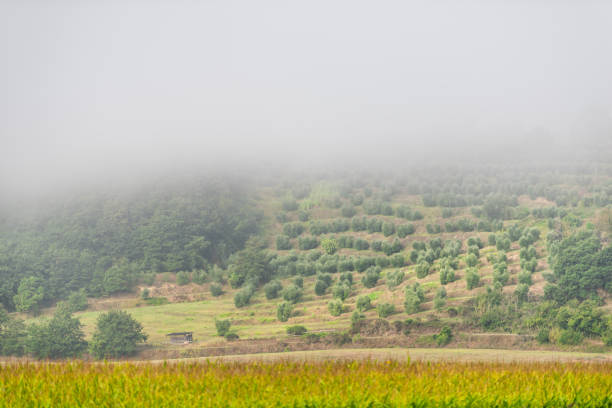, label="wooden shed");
[166,332,193,344]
